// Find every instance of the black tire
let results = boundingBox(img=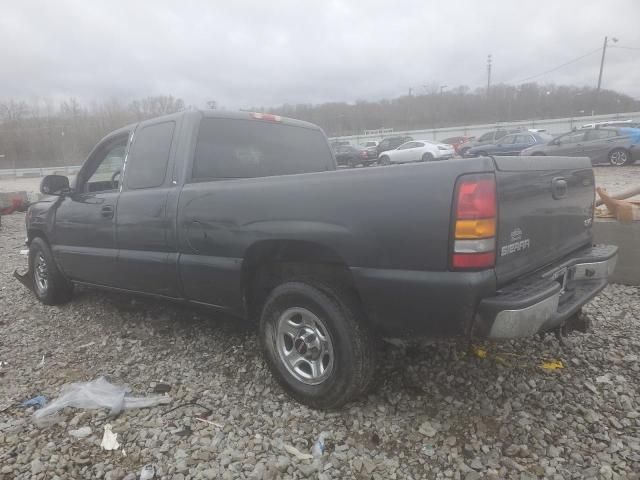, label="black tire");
[608,148,630,167]
[29,237,73,305]
[531,152,546,156]
[459,147,470,157]
[421,153,434,162]
[379,155,390,165]
[259,280,376,409]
